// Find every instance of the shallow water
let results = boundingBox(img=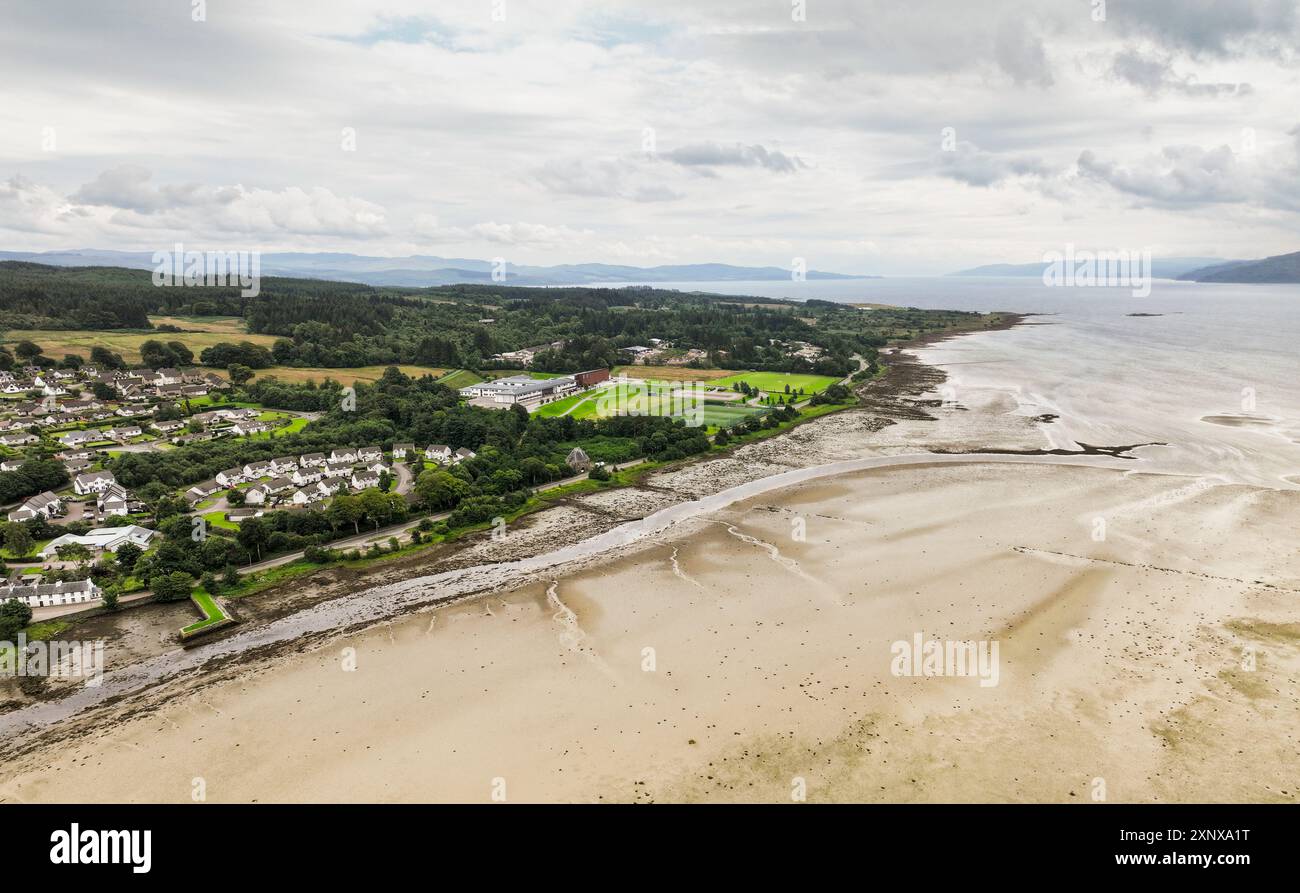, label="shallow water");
[627,278,1300,487]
